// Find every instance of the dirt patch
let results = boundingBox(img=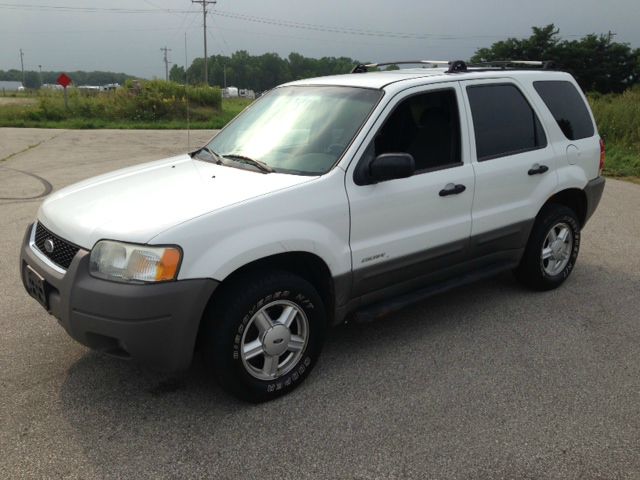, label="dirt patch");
[0,97,37,106]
